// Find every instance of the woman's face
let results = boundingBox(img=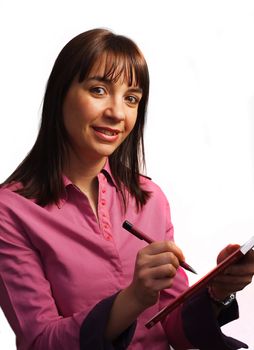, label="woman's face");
[62,58,143,165]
